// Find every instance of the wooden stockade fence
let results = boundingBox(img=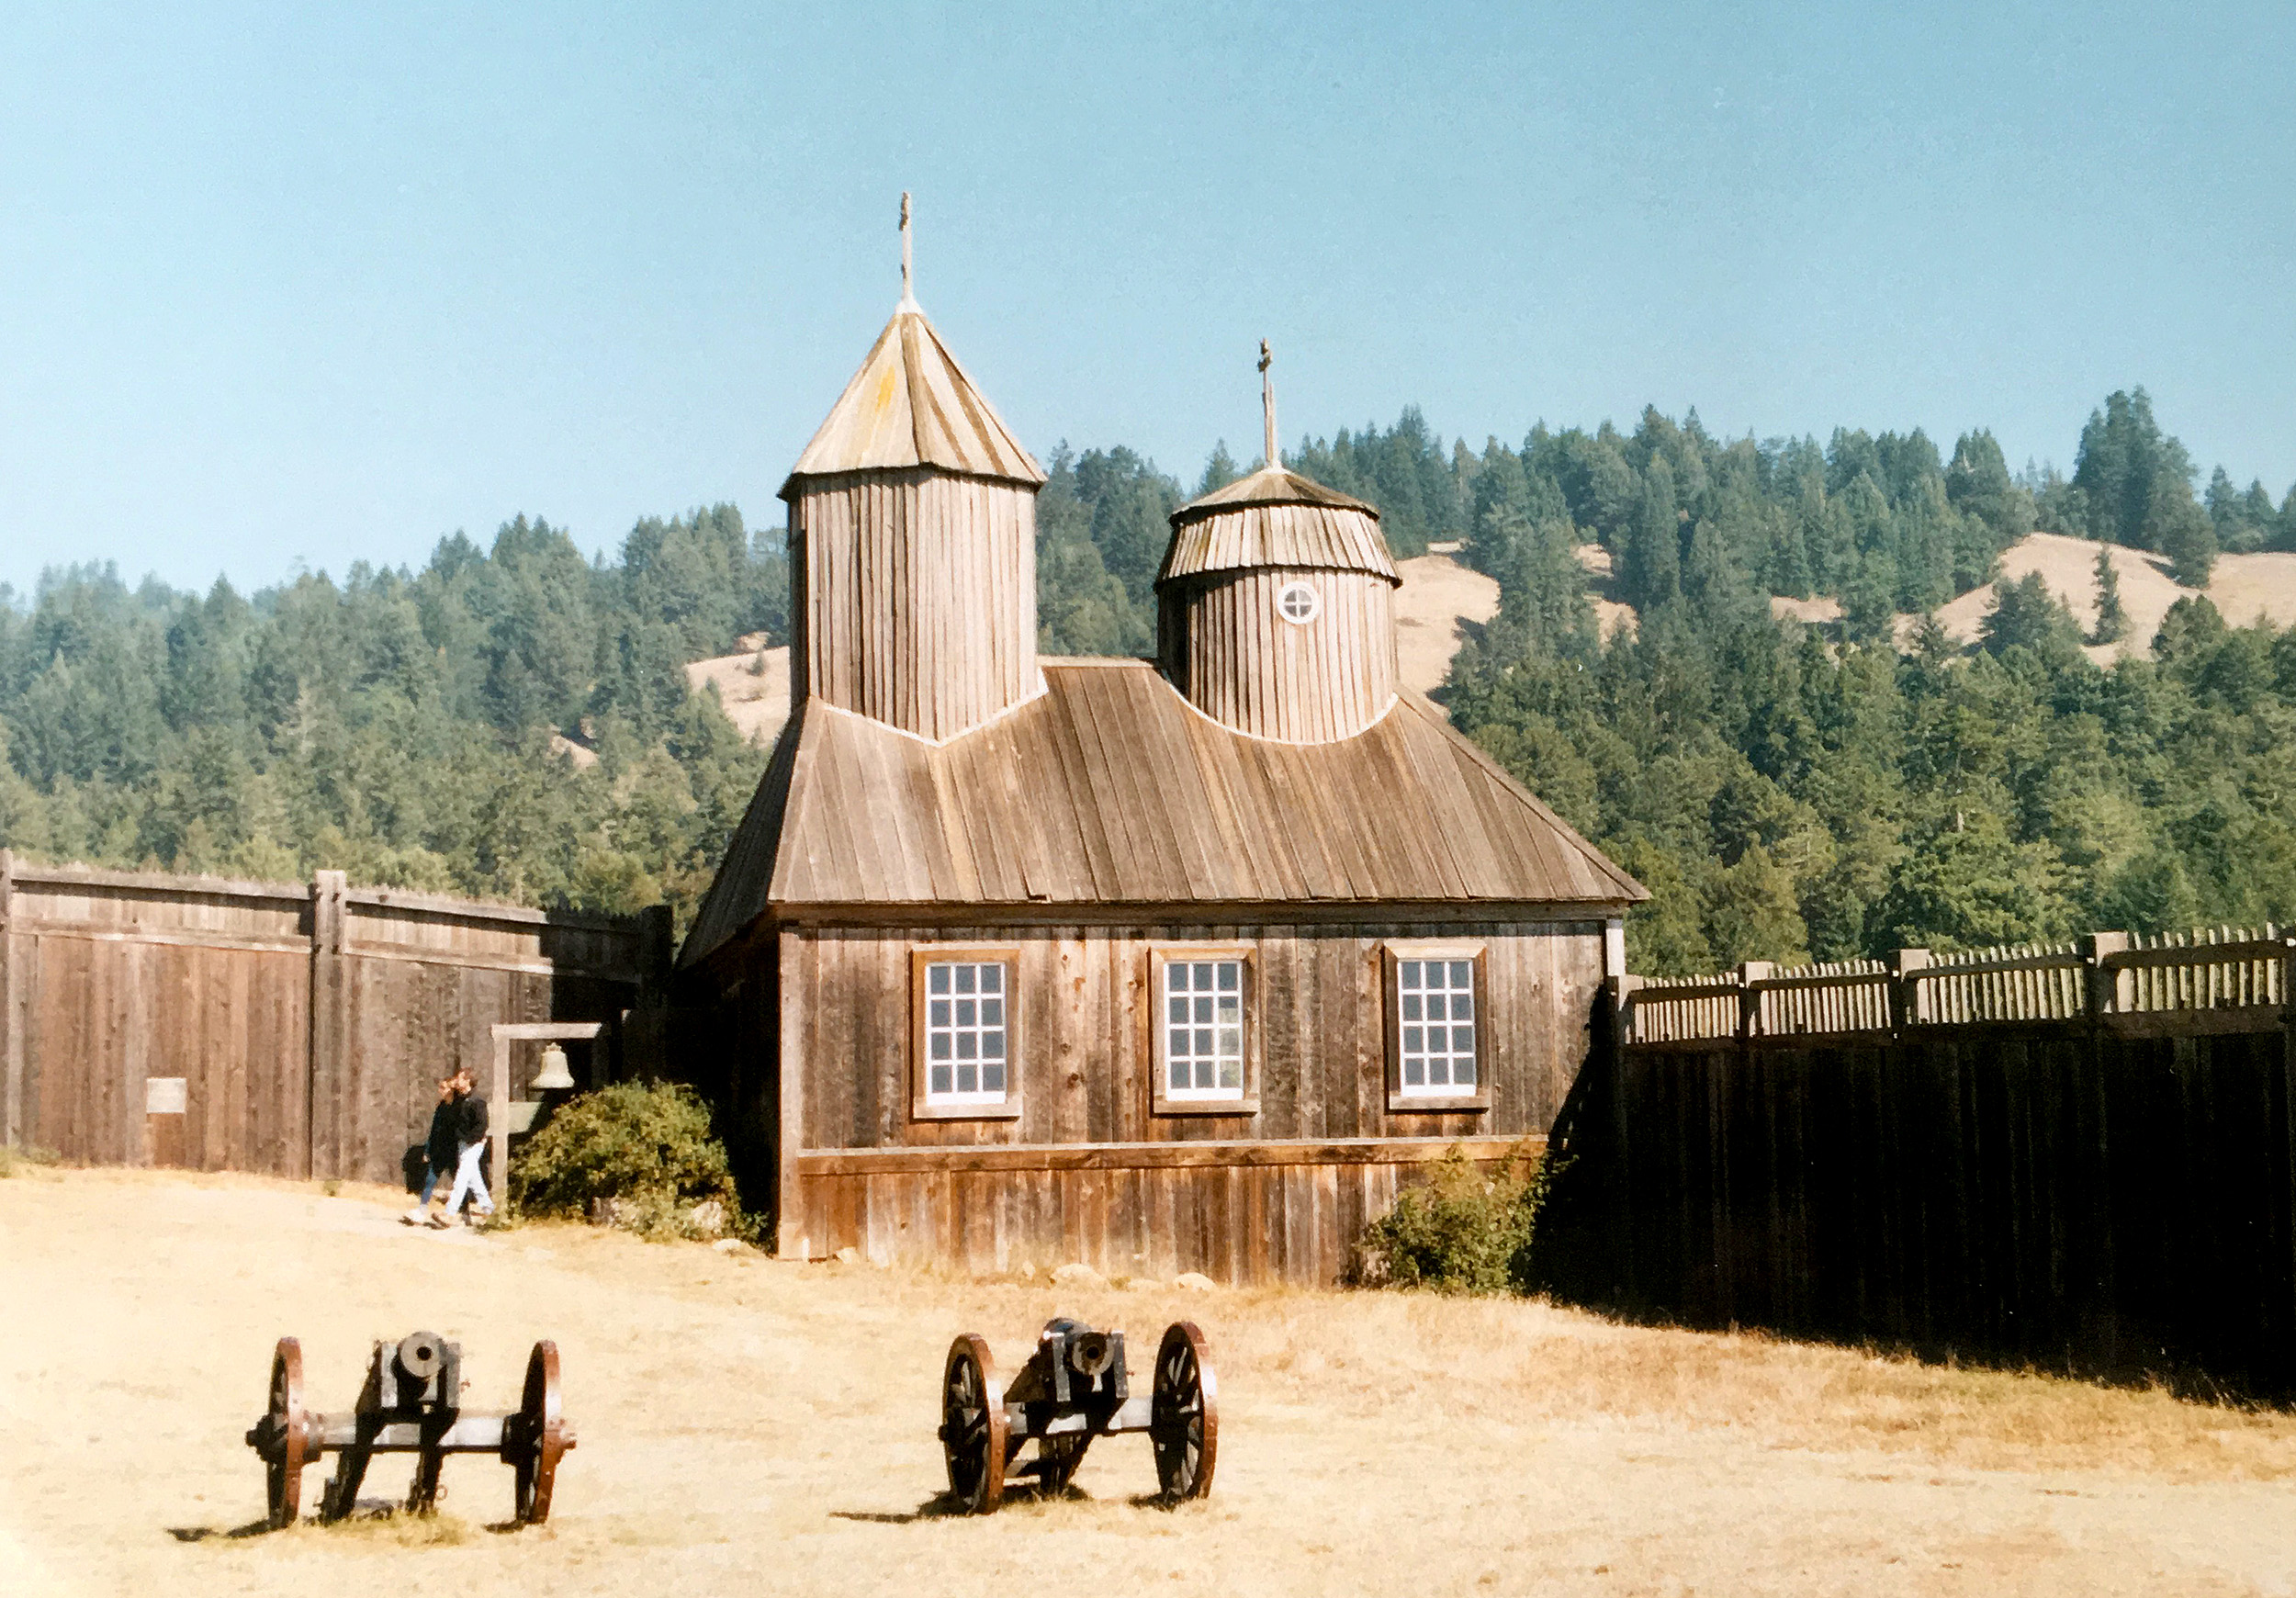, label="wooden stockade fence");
[0,851,668,1186]
[1535,926,2296,1395]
